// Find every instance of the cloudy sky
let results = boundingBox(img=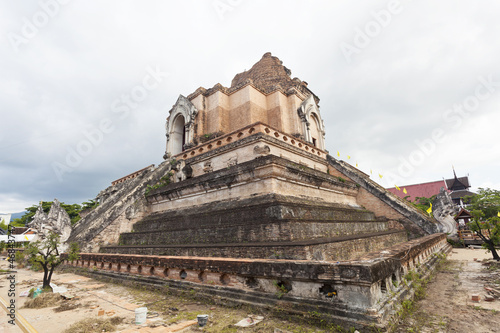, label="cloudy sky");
[1,0,499,213]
